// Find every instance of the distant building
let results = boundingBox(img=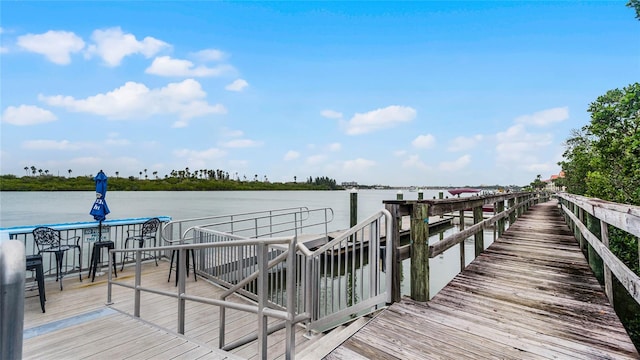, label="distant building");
[544,171,565,192]
[341,181,358,188]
